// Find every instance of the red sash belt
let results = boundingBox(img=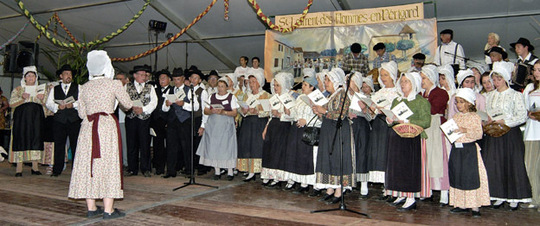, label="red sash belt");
[87,112,124,189]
